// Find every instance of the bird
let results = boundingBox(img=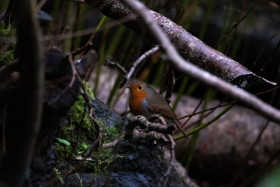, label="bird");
[127,81,188,138]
